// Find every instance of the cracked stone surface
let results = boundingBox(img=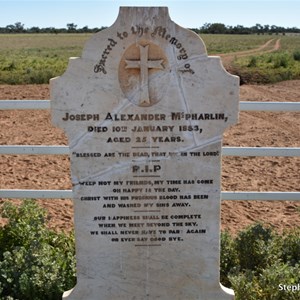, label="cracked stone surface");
[51,7,239,300]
